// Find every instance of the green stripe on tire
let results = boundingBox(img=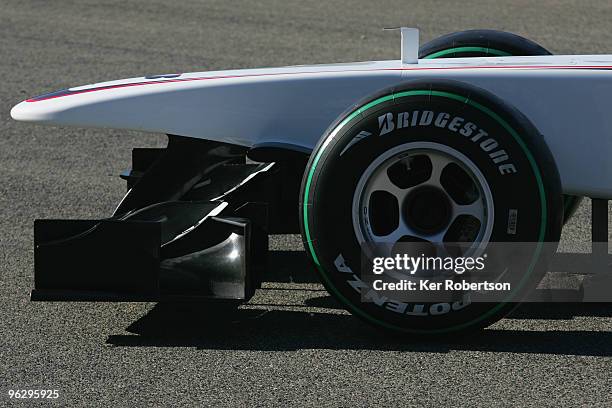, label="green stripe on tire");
[423,47,512,59]
[303,89,547,334]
